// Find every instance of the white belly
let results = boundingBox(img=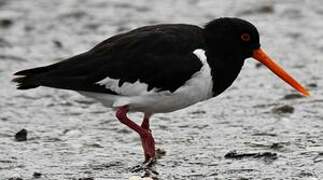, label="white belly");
[79,49,213,113]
